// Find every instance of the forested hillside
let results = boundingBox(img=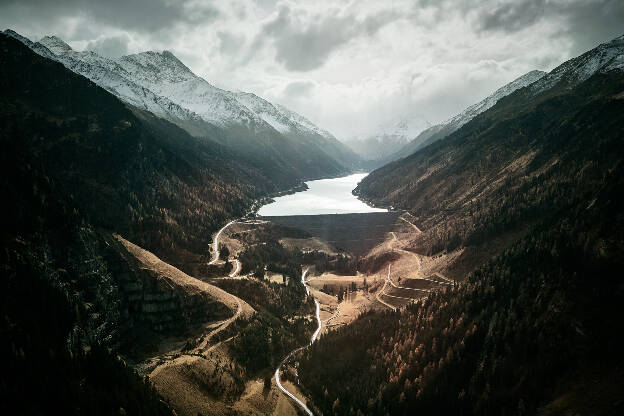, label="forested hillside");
[302,170,624,414]
[0,33,287,414]
[356,70,624,274]
[300,38,624,415]
[0,33,290,262]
